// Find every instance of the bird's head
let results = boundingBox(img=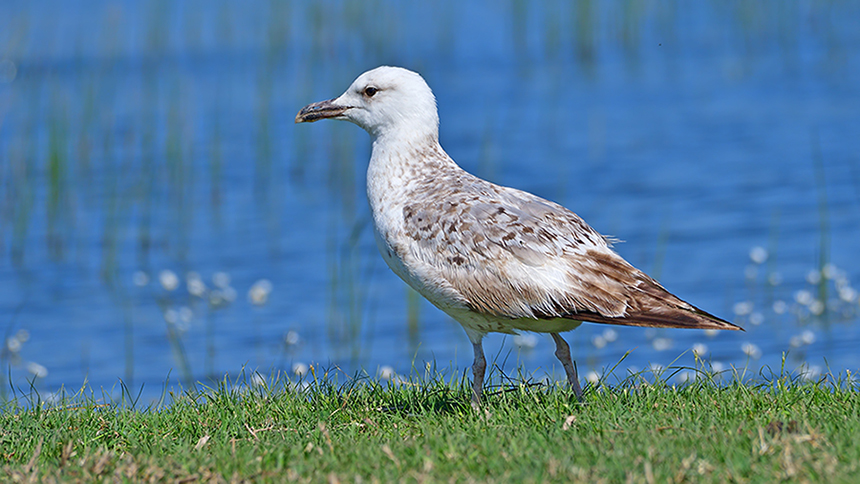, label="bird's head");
[295,66,439,141]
